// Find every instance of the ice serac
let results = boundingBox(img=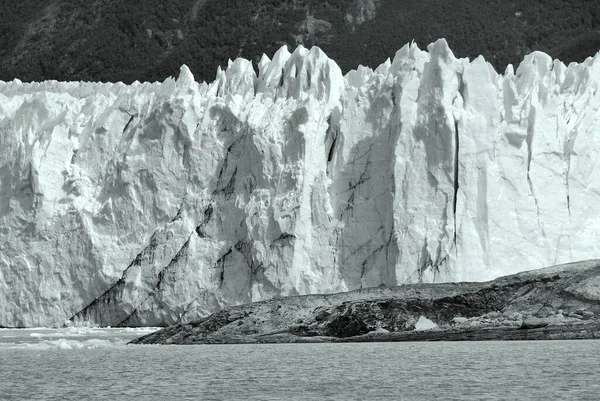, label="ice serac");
[0,40,599,327]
